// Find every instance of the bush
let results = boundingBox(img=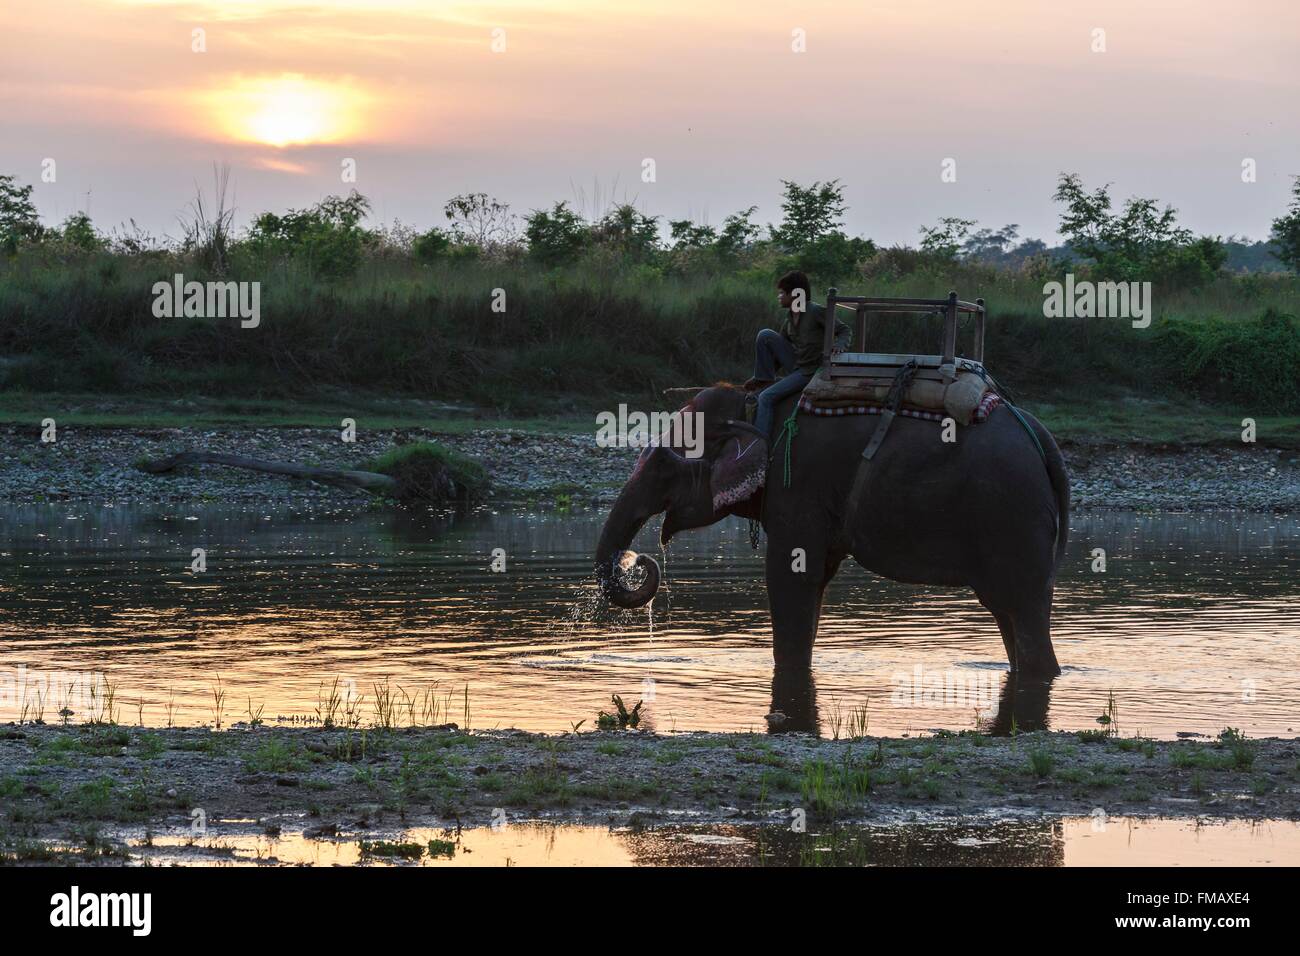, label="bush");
[55,213,107,254]
[369,442,489,504]
[524,202,589,266]
[243,191,371,280]
[785,232,876,282]
[1155,308,1300,412]
[412,227,452,262]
